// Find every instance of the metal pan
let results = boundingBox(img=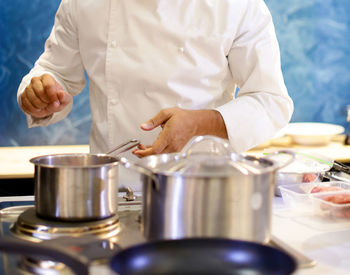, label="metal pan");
[0,236,297,275]
[110,238,297,275]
